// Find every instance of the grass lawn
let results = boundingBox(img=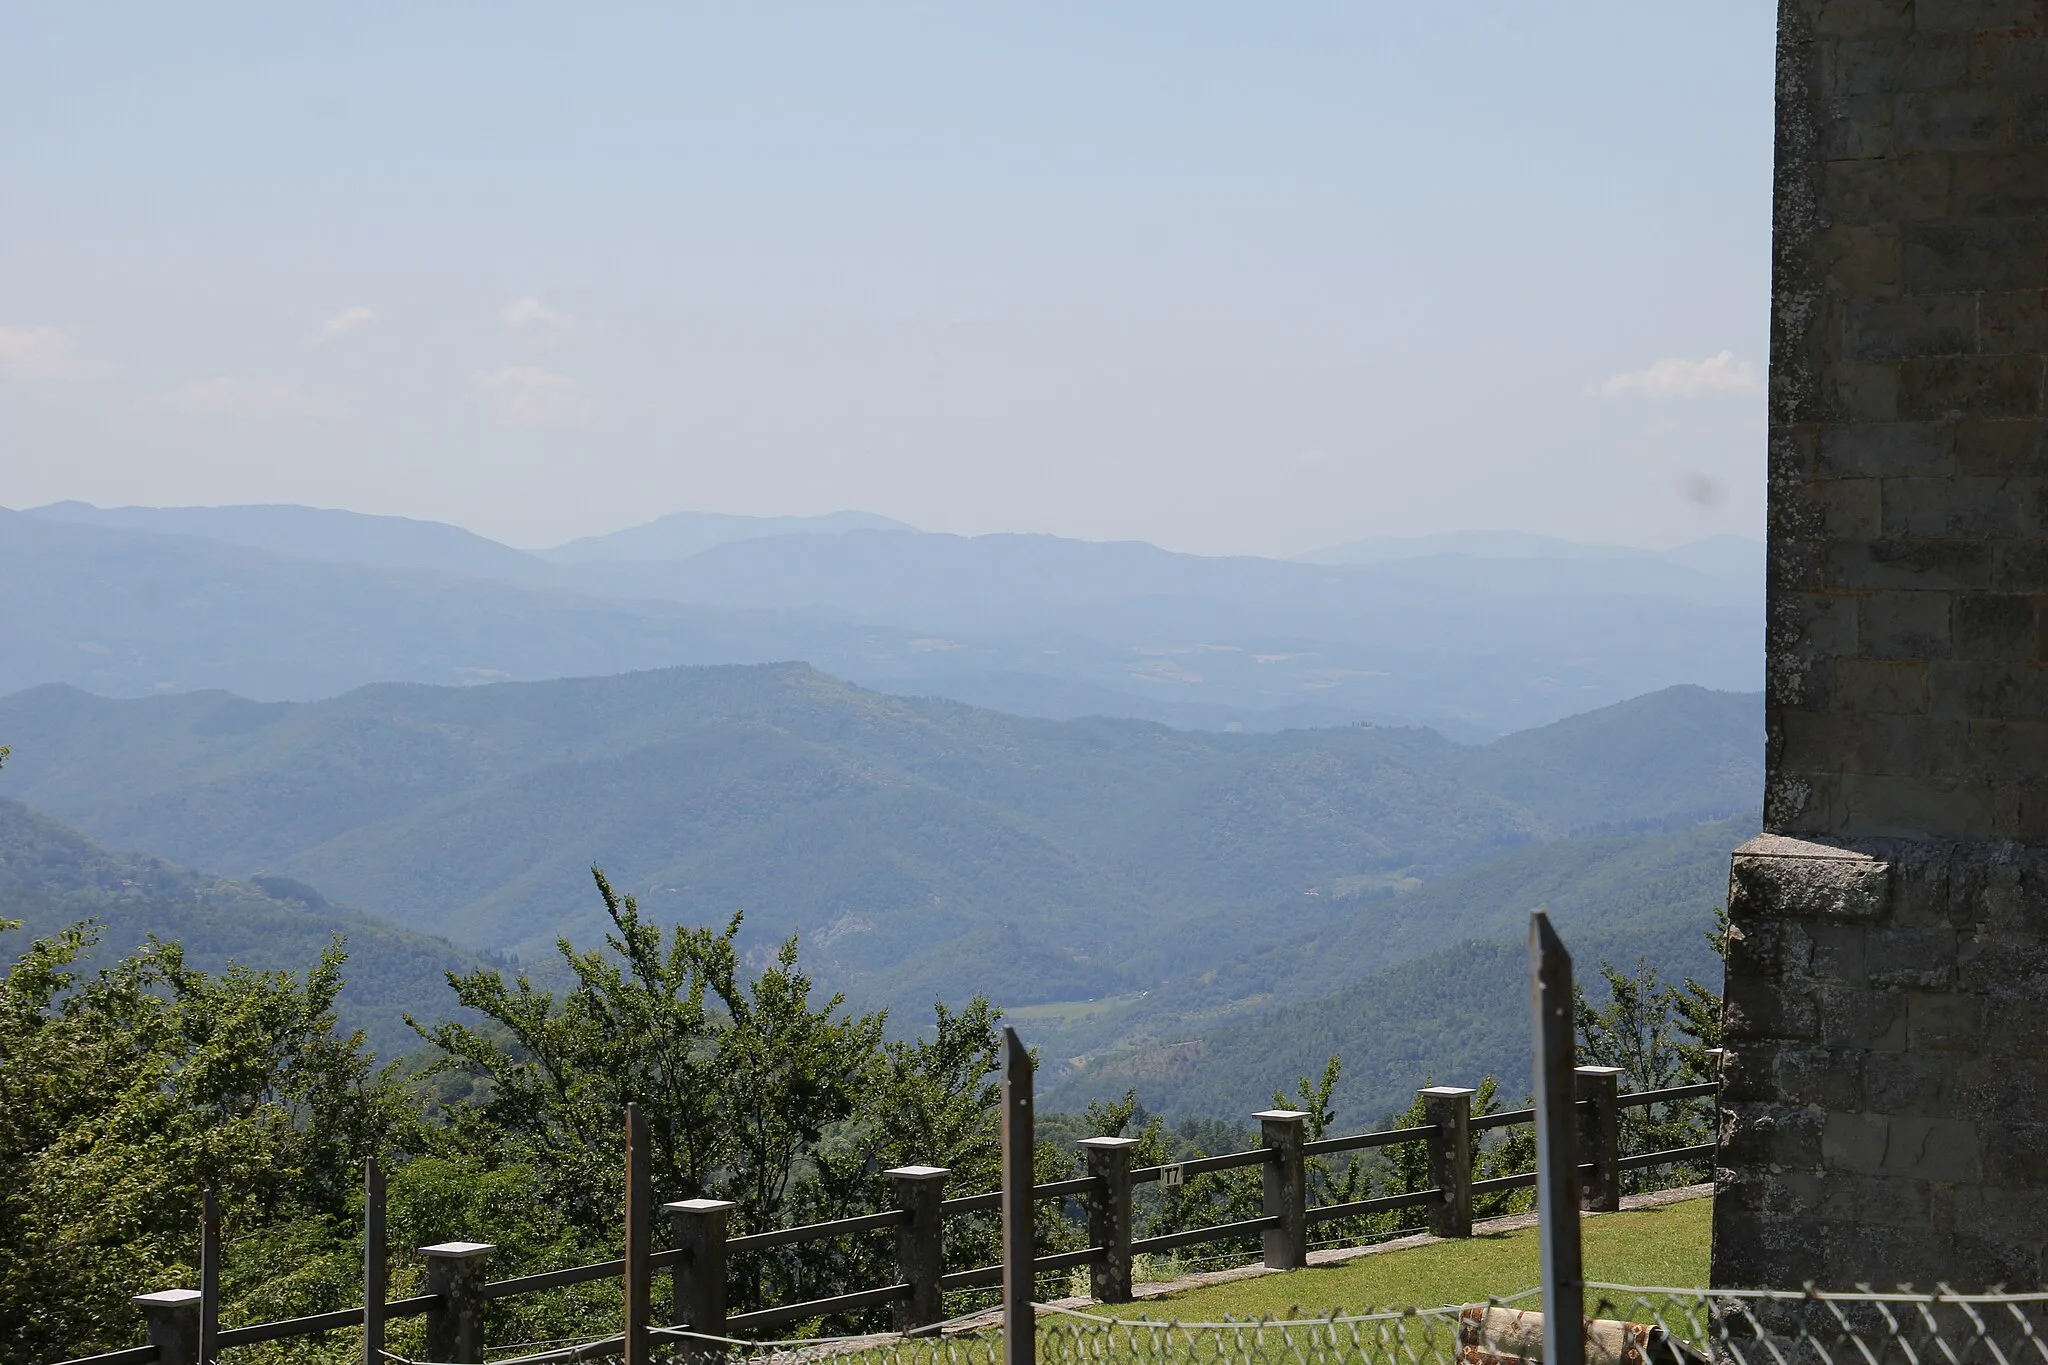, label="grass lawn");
[1100,1196,1712,1322]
